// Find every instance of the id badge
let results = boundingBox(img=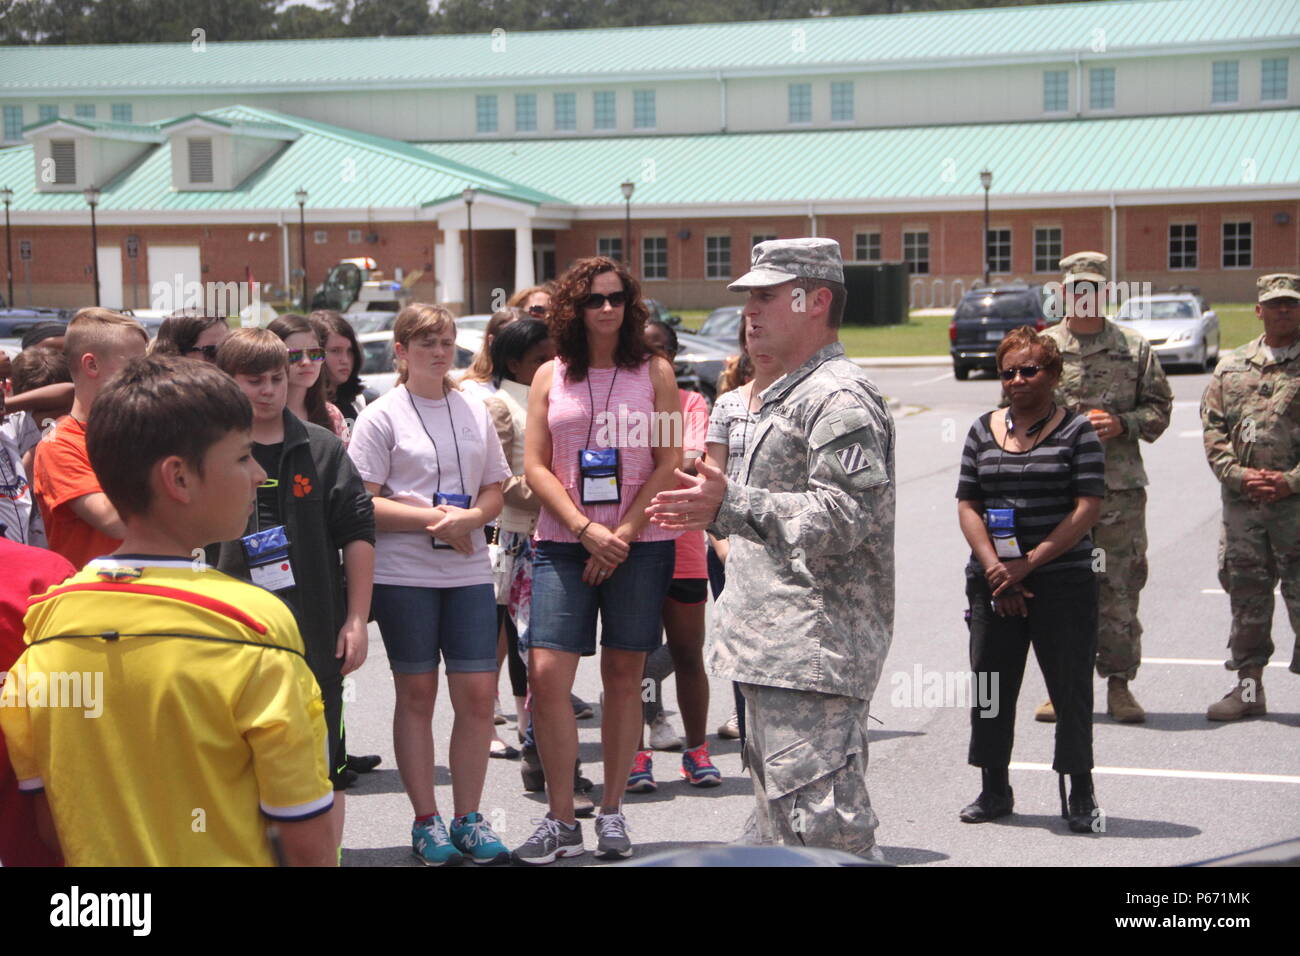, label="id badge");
[241,525,296,592]
[431,492,472,550]
[985,507,1023,559]
[579,448,621,505]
